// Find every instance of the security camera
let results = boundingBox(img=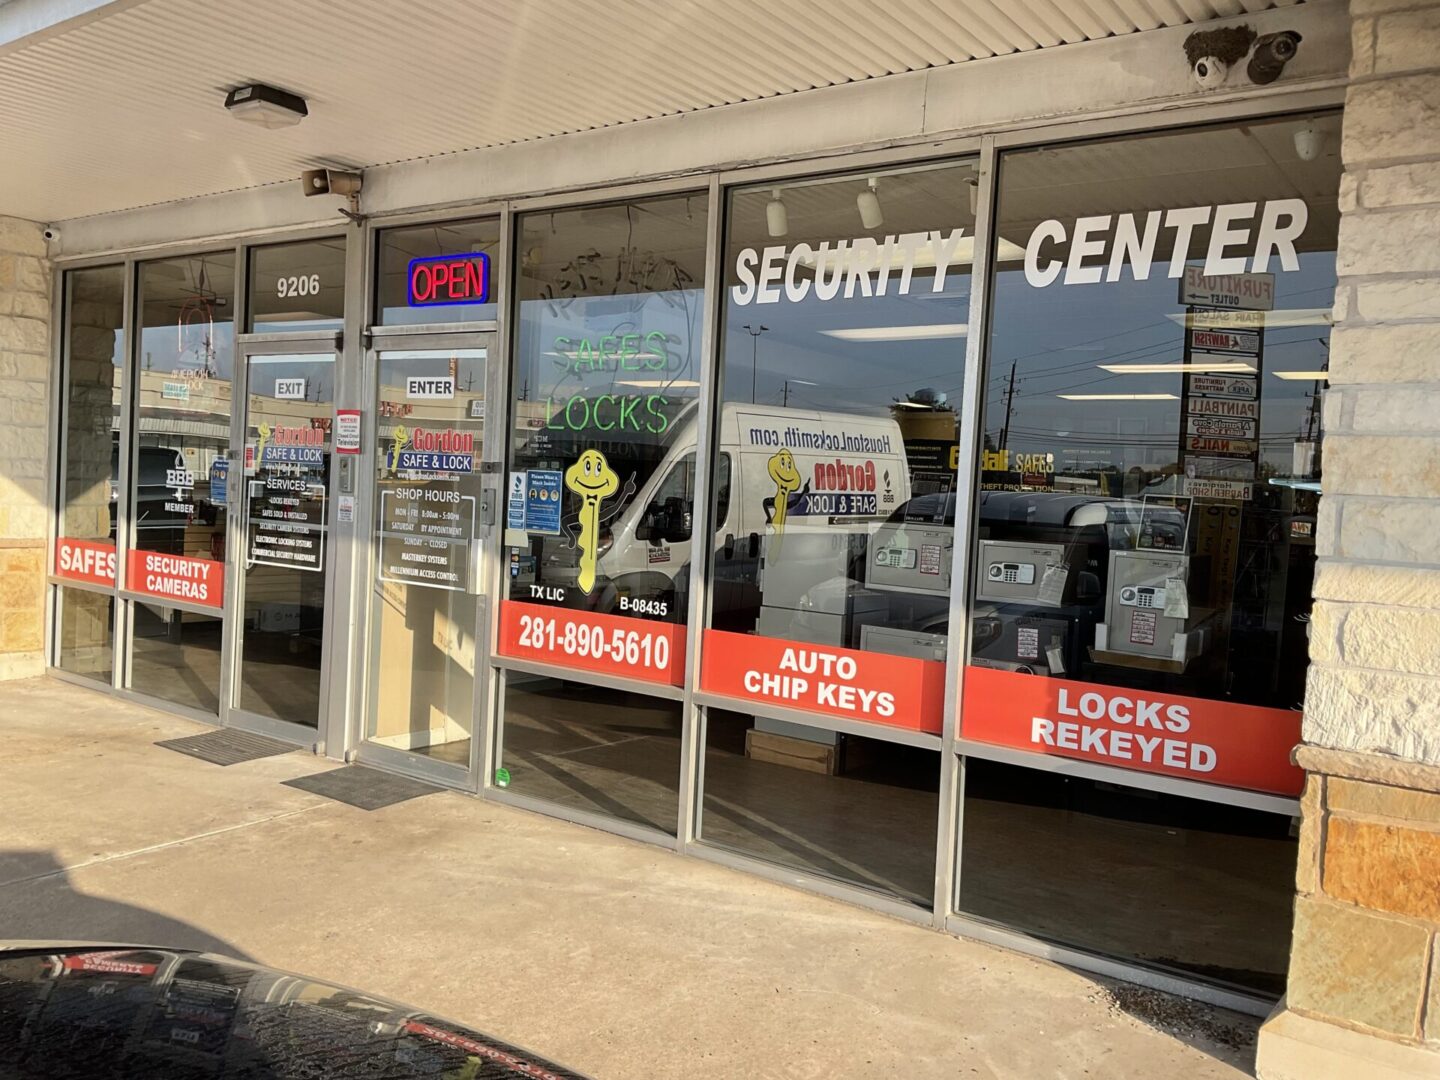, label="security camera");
[301,169,362,197]
[1248,31,1302,85]
[42,226,60,242]
[1183,25,1254,91]
[1192,56,1229,90]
